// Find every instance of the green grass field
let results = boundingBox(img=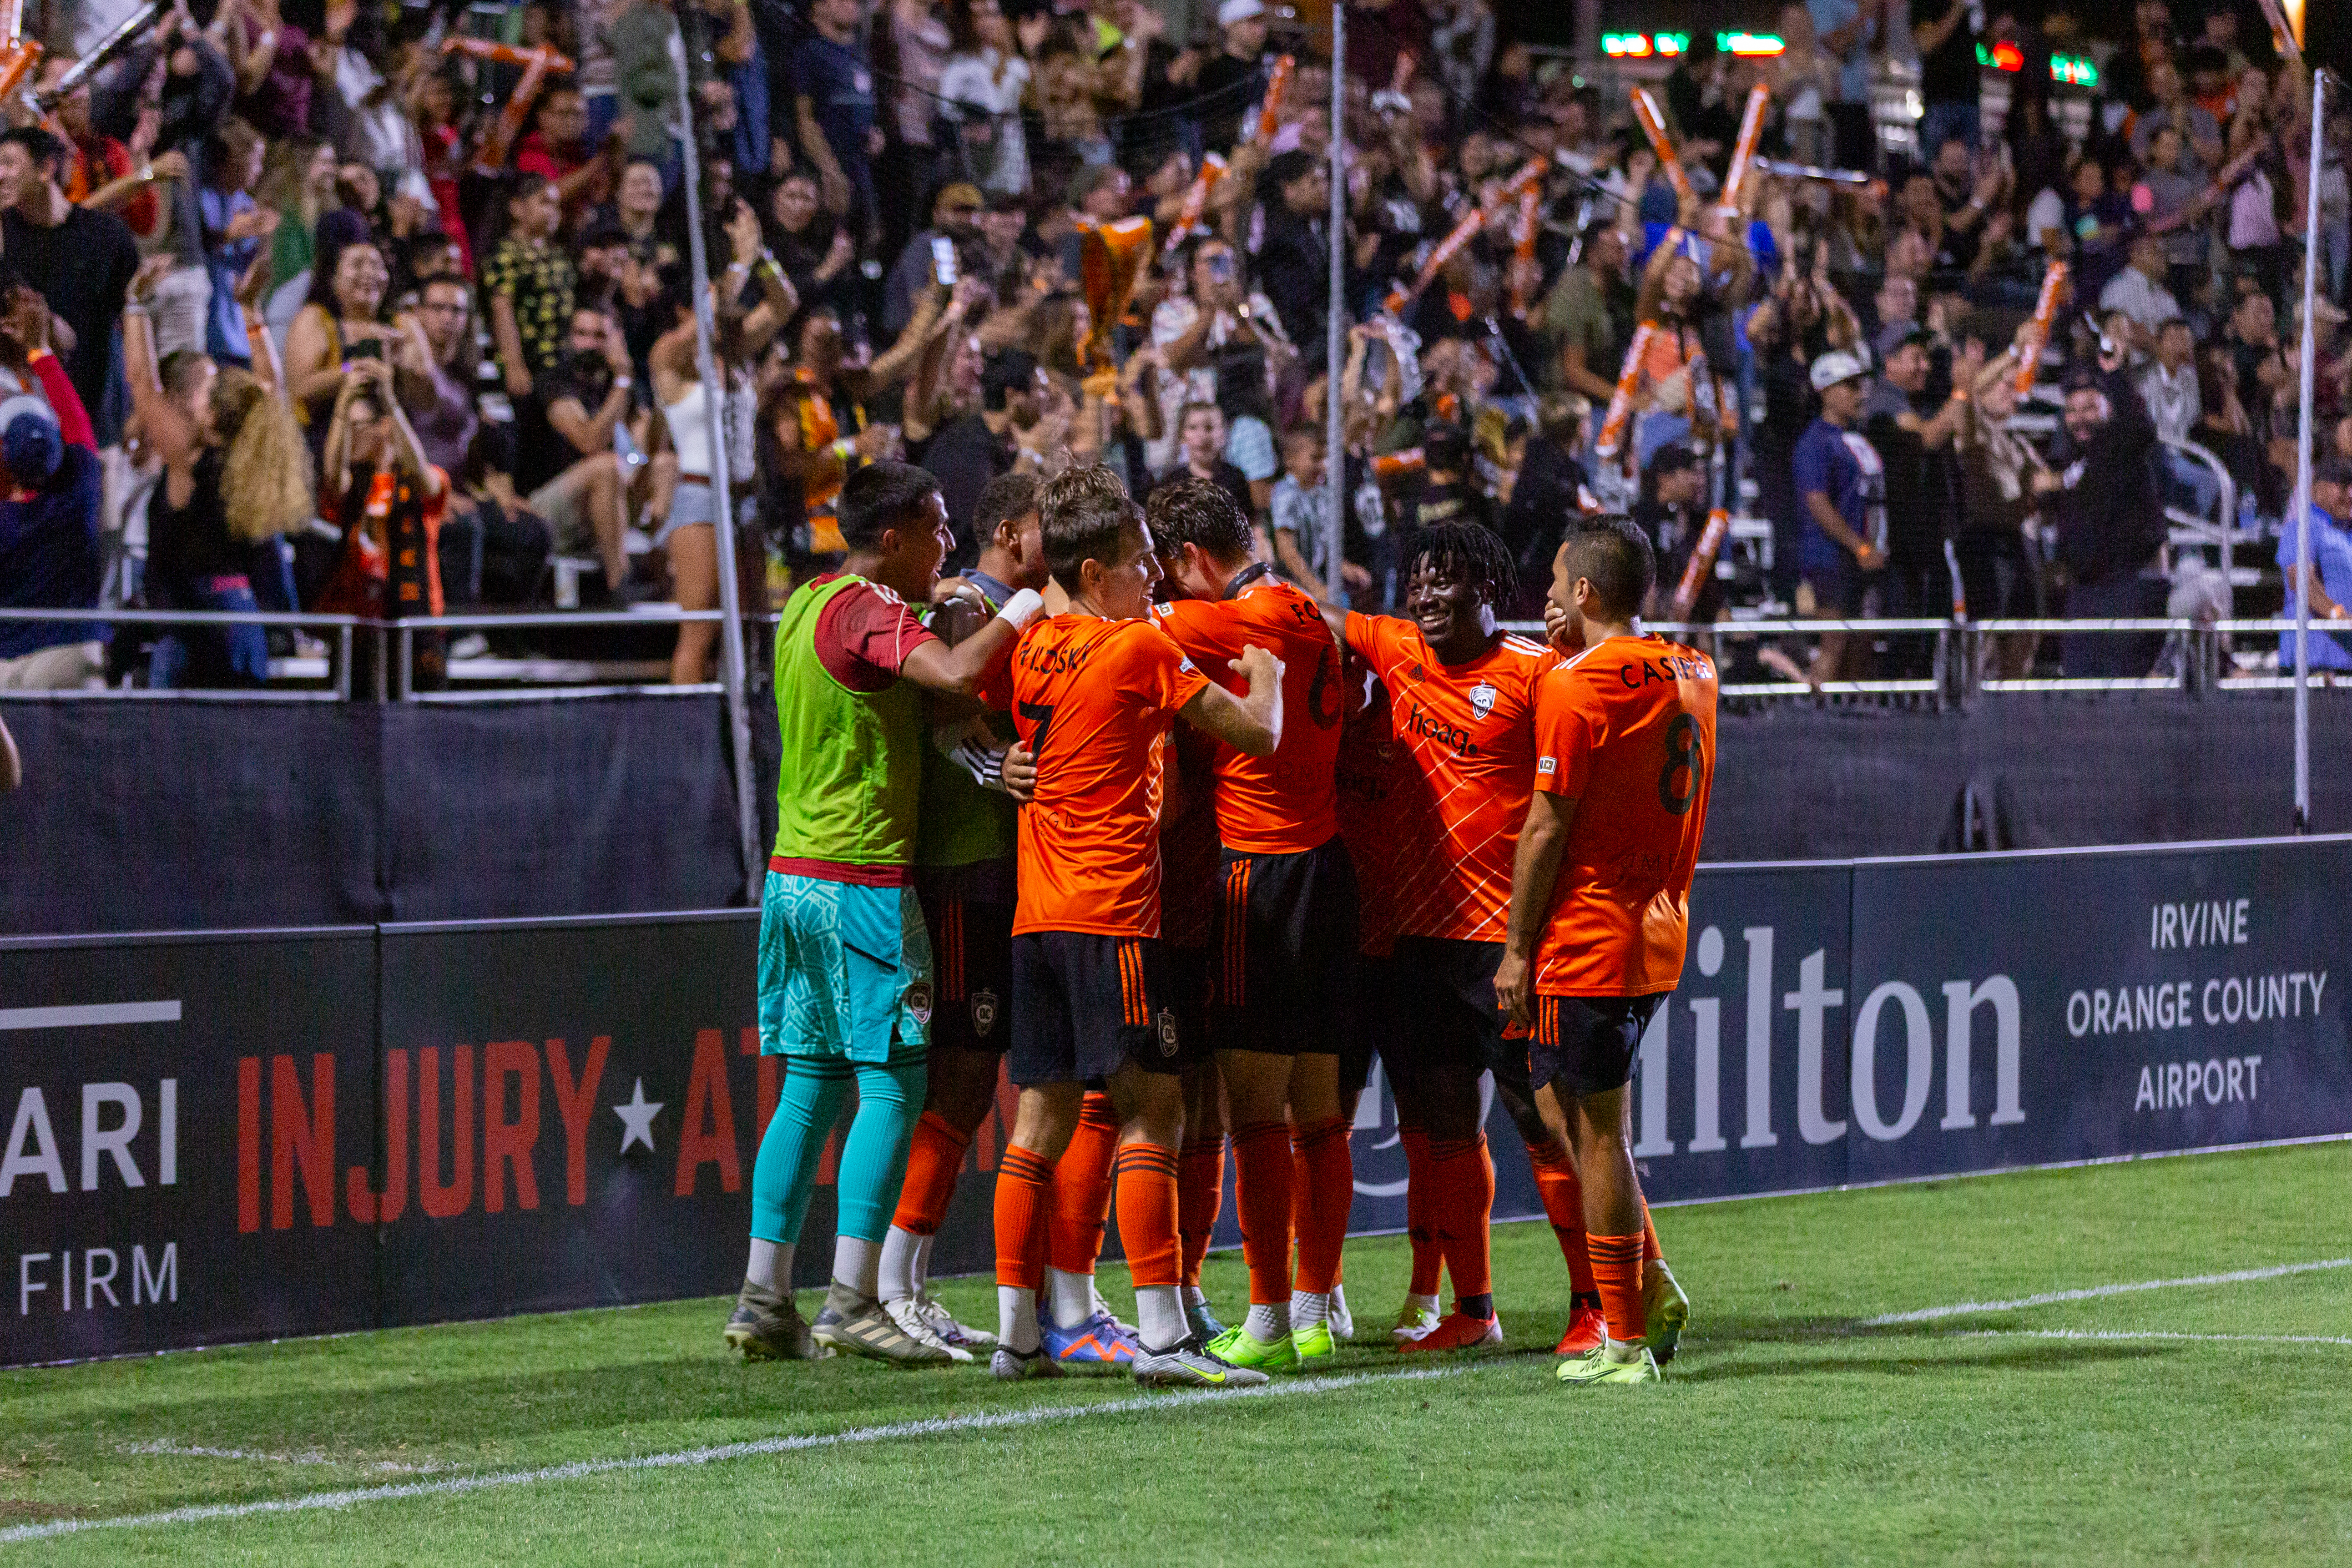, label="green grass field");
[5,1141,2350,1564]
